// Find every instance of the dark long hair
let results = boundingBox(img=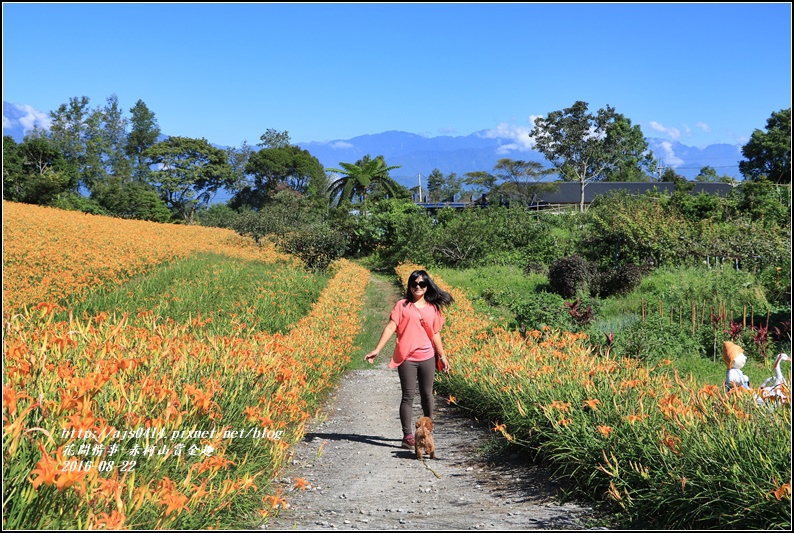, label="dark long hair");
[404,270,454,310]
